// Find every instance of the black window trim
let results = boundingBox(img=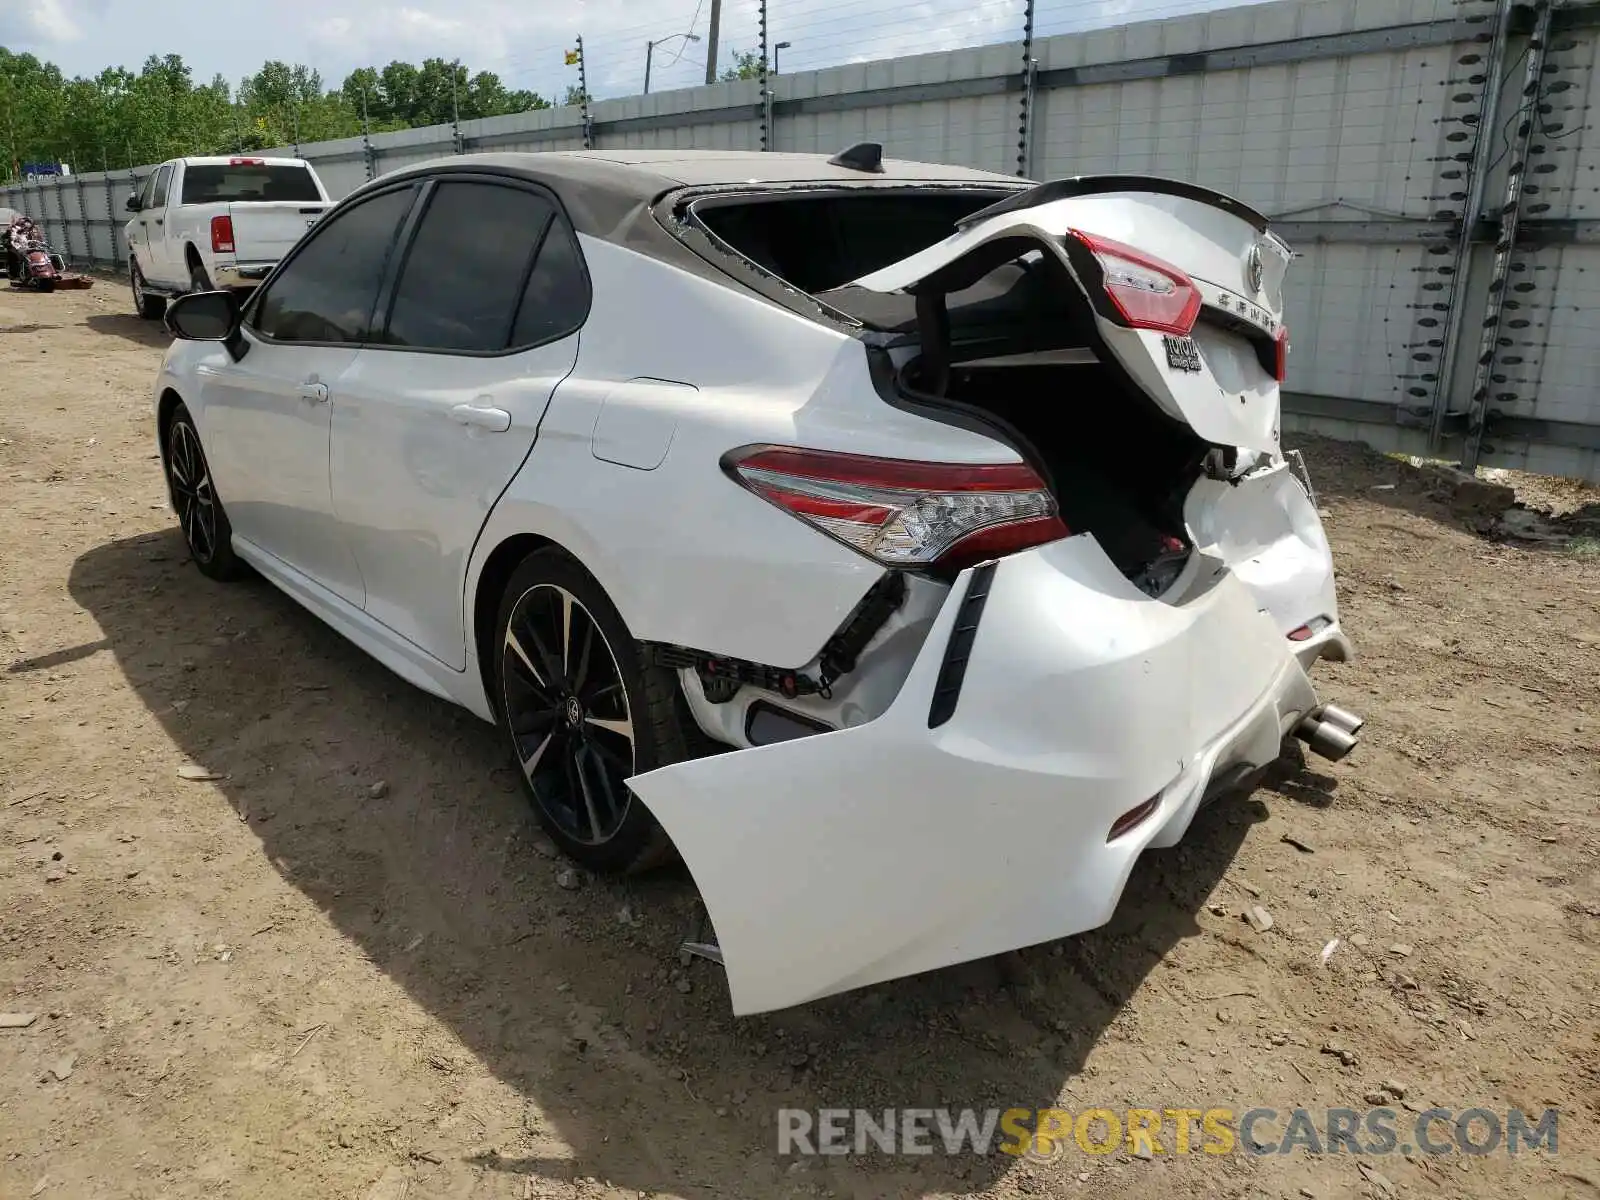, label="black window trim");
[243,179,423,349]
[151,163,174,208]
[363,171,591,360]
